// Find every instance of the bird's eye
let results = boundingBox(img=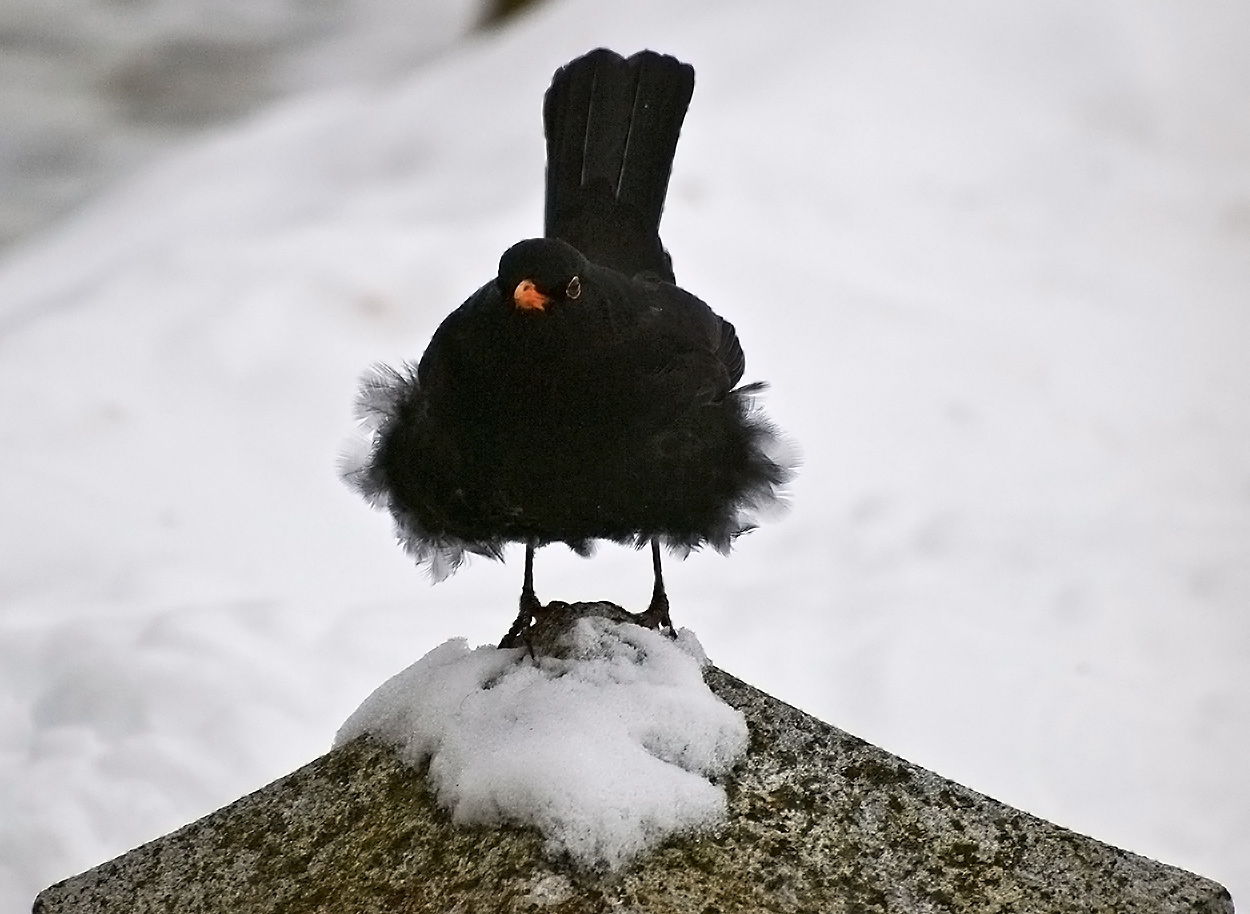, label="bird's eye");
[565,276,582,300]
